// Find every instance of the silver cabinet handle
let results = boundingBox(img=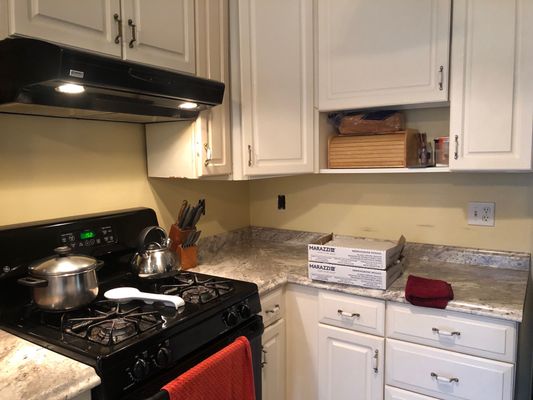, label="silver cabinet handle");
[432,327,461,337]
[128,19,137,48]
[113,14,122,44]
[204,143,212,167]
[261,348,267,368]
[431,372,459,384]
[438,65,444,91]
[265,305,280,314]
[248,145,253,167]
[372,349,379,373]
[454,135,459,160]
[337,309,360,318]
